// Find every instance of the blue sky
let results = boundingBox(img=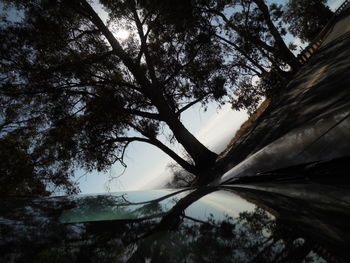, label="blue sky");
[73,0,343,194]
